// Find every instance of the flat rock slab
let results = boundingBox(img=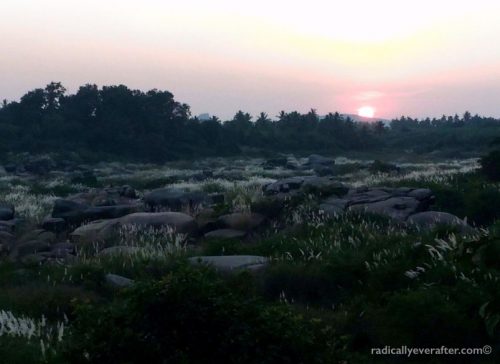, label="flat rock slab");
[188,255,269,272]
[204,229,247,239]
